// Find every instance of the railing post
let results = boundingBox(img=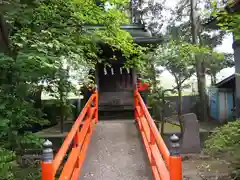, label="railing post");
[87,107,93,134]
[42,139,54,180]
[169,134,182,180]
[95,90,98,123]
[73,130,80,147]
[73,130,80,169]
[150,129,156,166]
[134,88,138,121]
[150,130,155,145]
